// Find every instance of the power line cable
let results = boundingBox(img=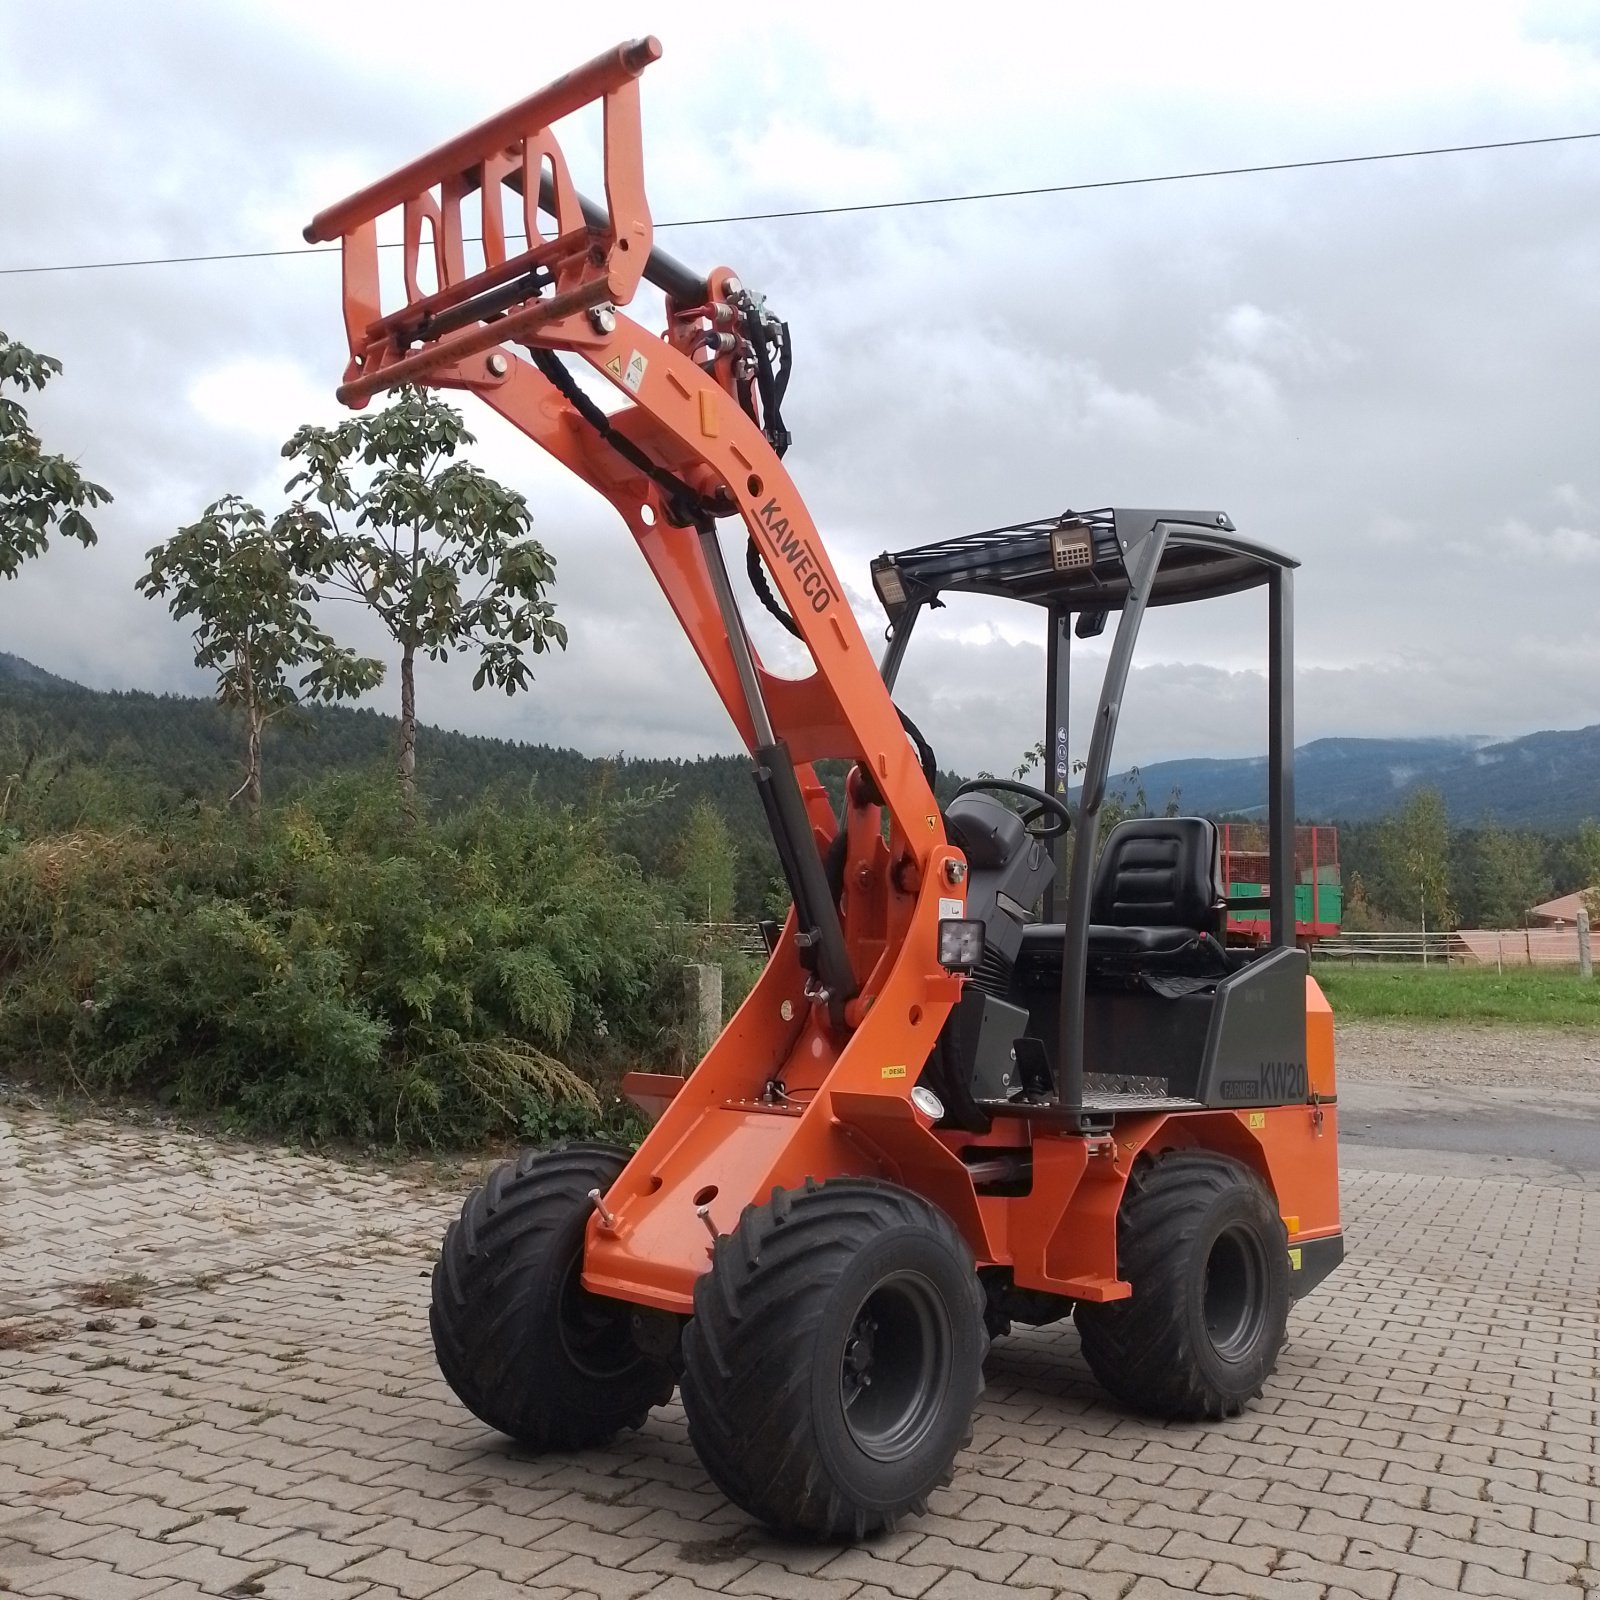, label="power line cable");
[2,128,1595,278]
